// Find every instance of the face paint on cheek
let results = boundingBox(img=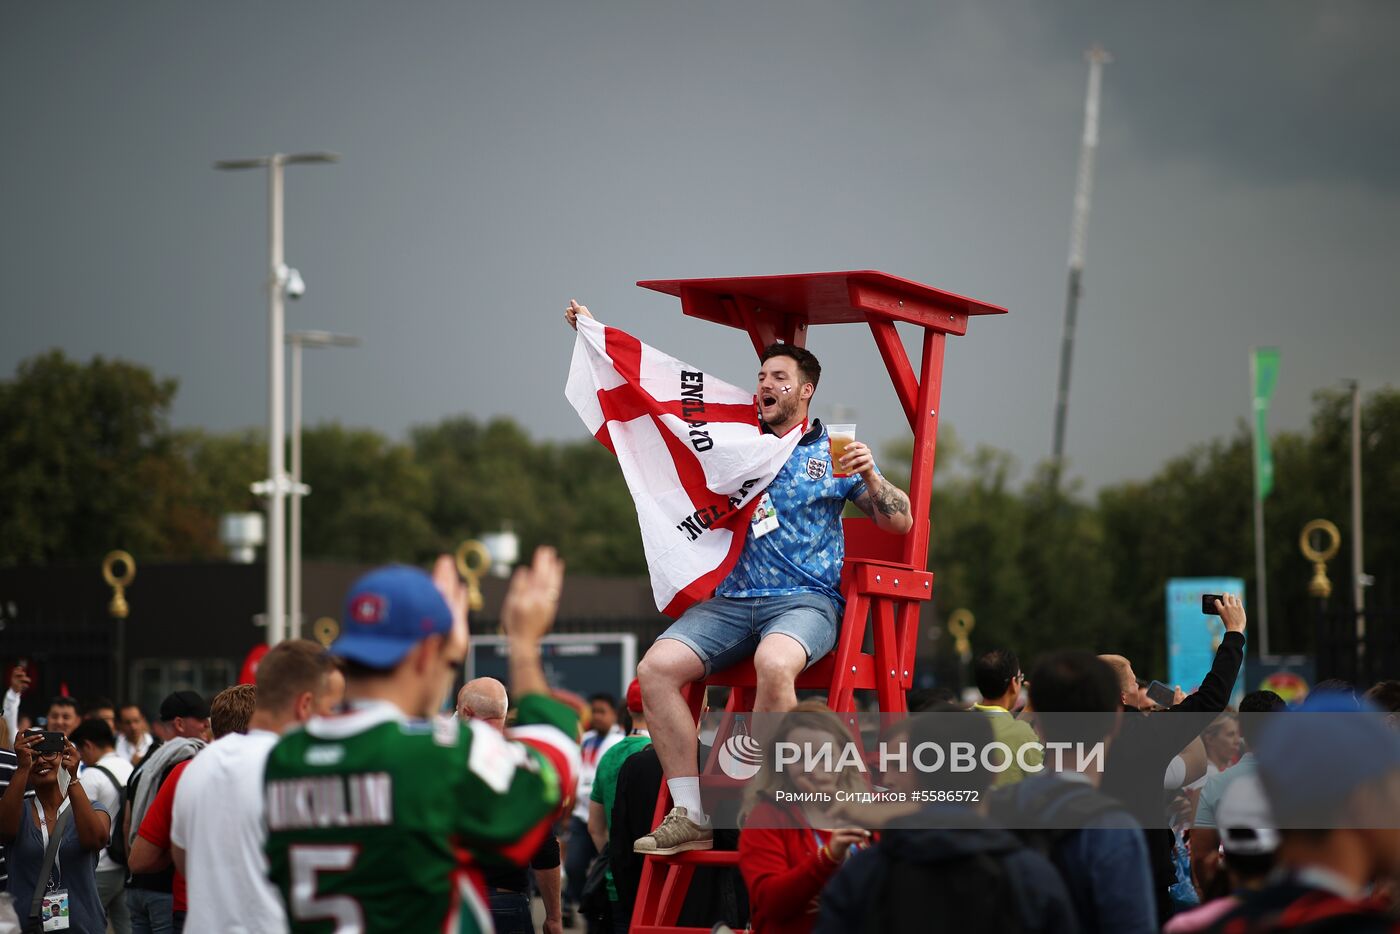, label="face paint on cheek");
[780,386,792,394]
